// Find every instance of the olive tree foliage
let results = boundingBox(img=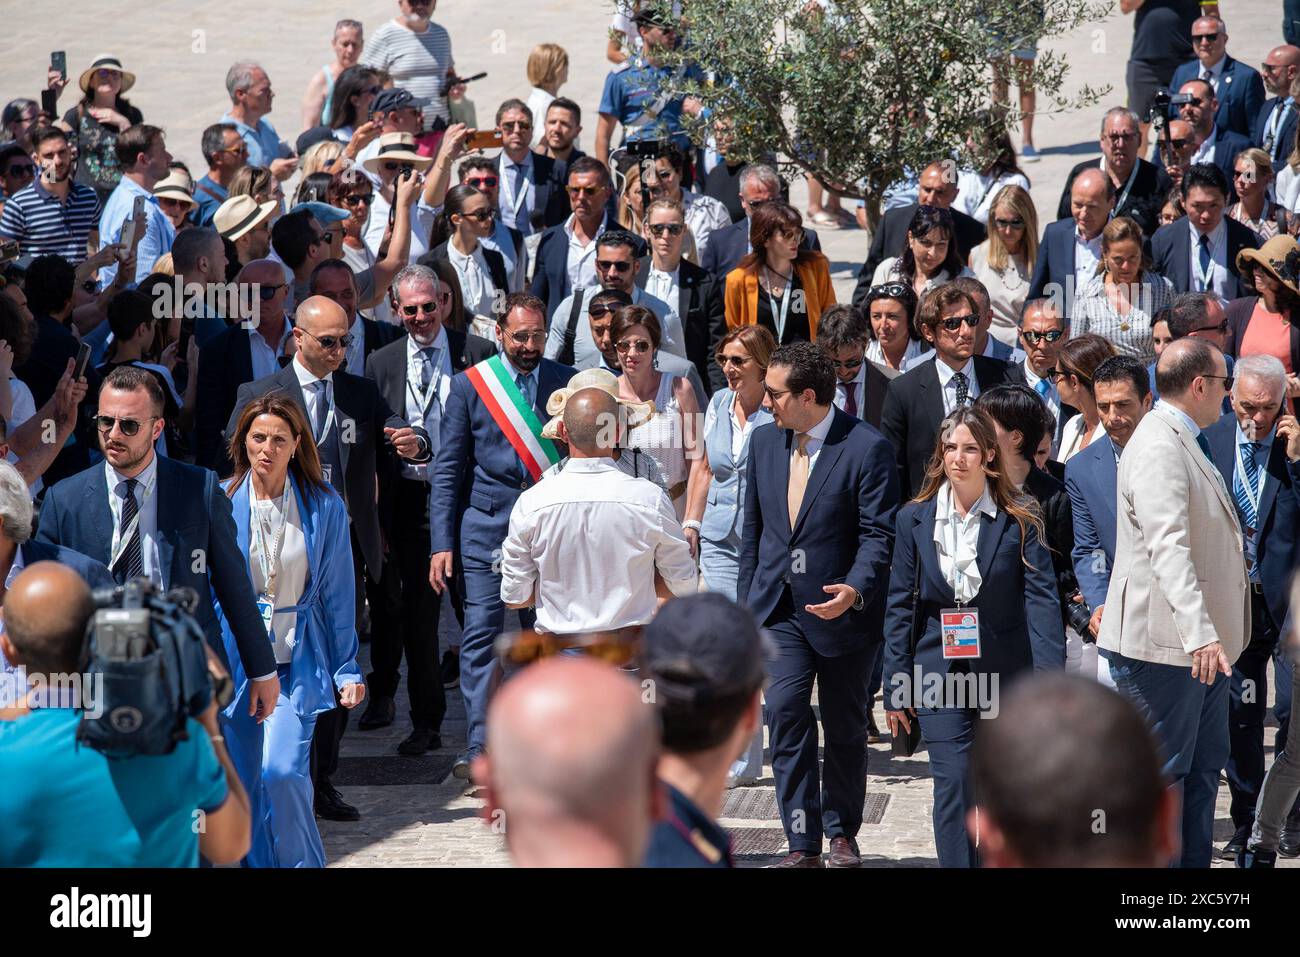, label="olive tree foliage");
[649,0,1112,218]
